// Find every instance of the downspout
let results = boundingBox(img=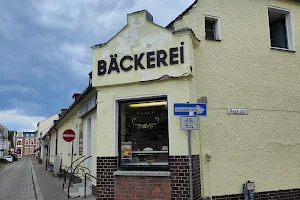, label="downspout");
[54,127,58,155]
[199,118,205,198]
